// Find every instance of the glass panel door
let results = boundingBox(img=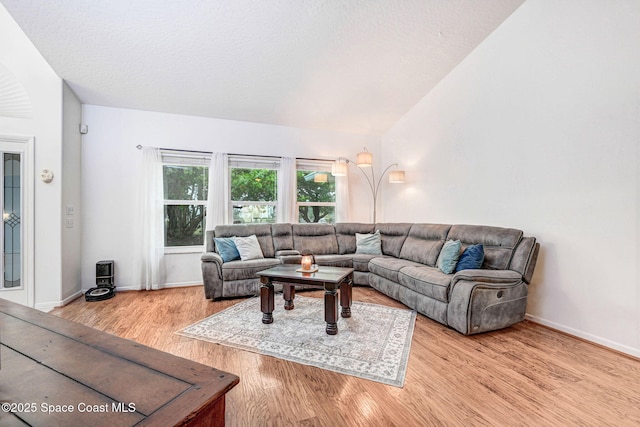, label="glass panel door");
[1,152,22,290]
